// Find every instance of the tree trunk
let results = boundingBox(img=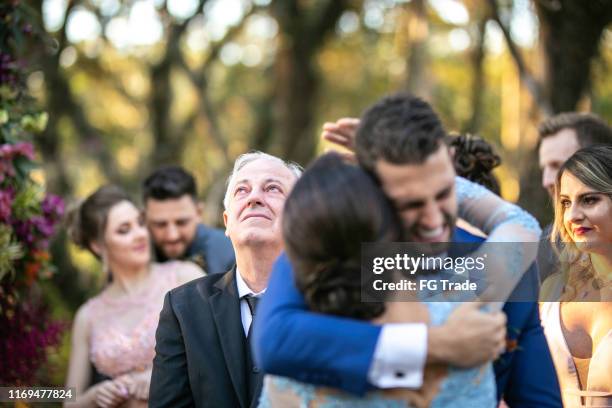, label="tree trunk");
[535,0,612,113]
[269,0,348,165]
[273,42,318,164]
[466,14,488,134]
[405,0,429,97]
